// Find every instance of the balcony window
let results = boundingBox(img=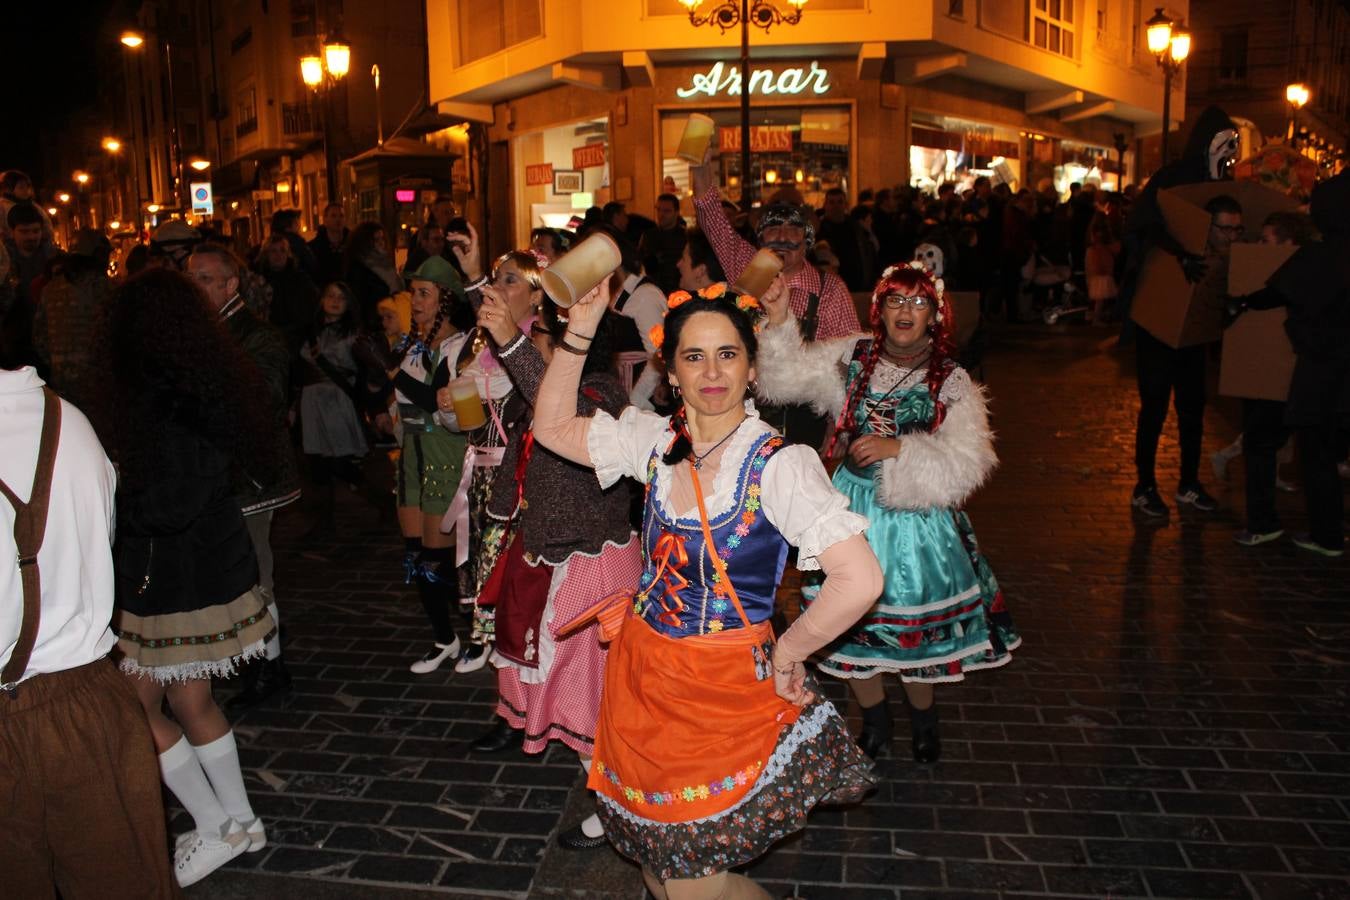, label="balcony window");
[282,101,315,135]
[456,0,542,66]
[1218,30,1249,84]
[236,87,257,138]
[1031,0,1075,58]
